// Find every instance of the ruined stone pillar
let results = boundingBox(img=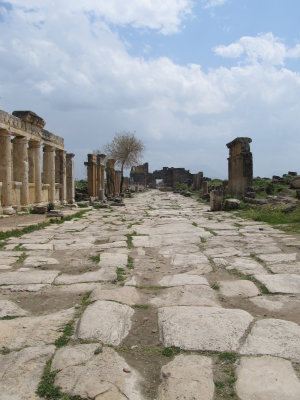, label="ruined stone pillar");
[12,136,29,208]
[43,145,55,203]
[0,182,2,214]
[85,154,97,197]
[66,153,75,204]
[106,159,116,197]
[227,137,253,198]
[29,141,42,204]
[0,130,15,214]
[55,149,67,203]
[115,170,121,195]
[202,181,208,195]
[210,189,223,212]
[97,154,106,200]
